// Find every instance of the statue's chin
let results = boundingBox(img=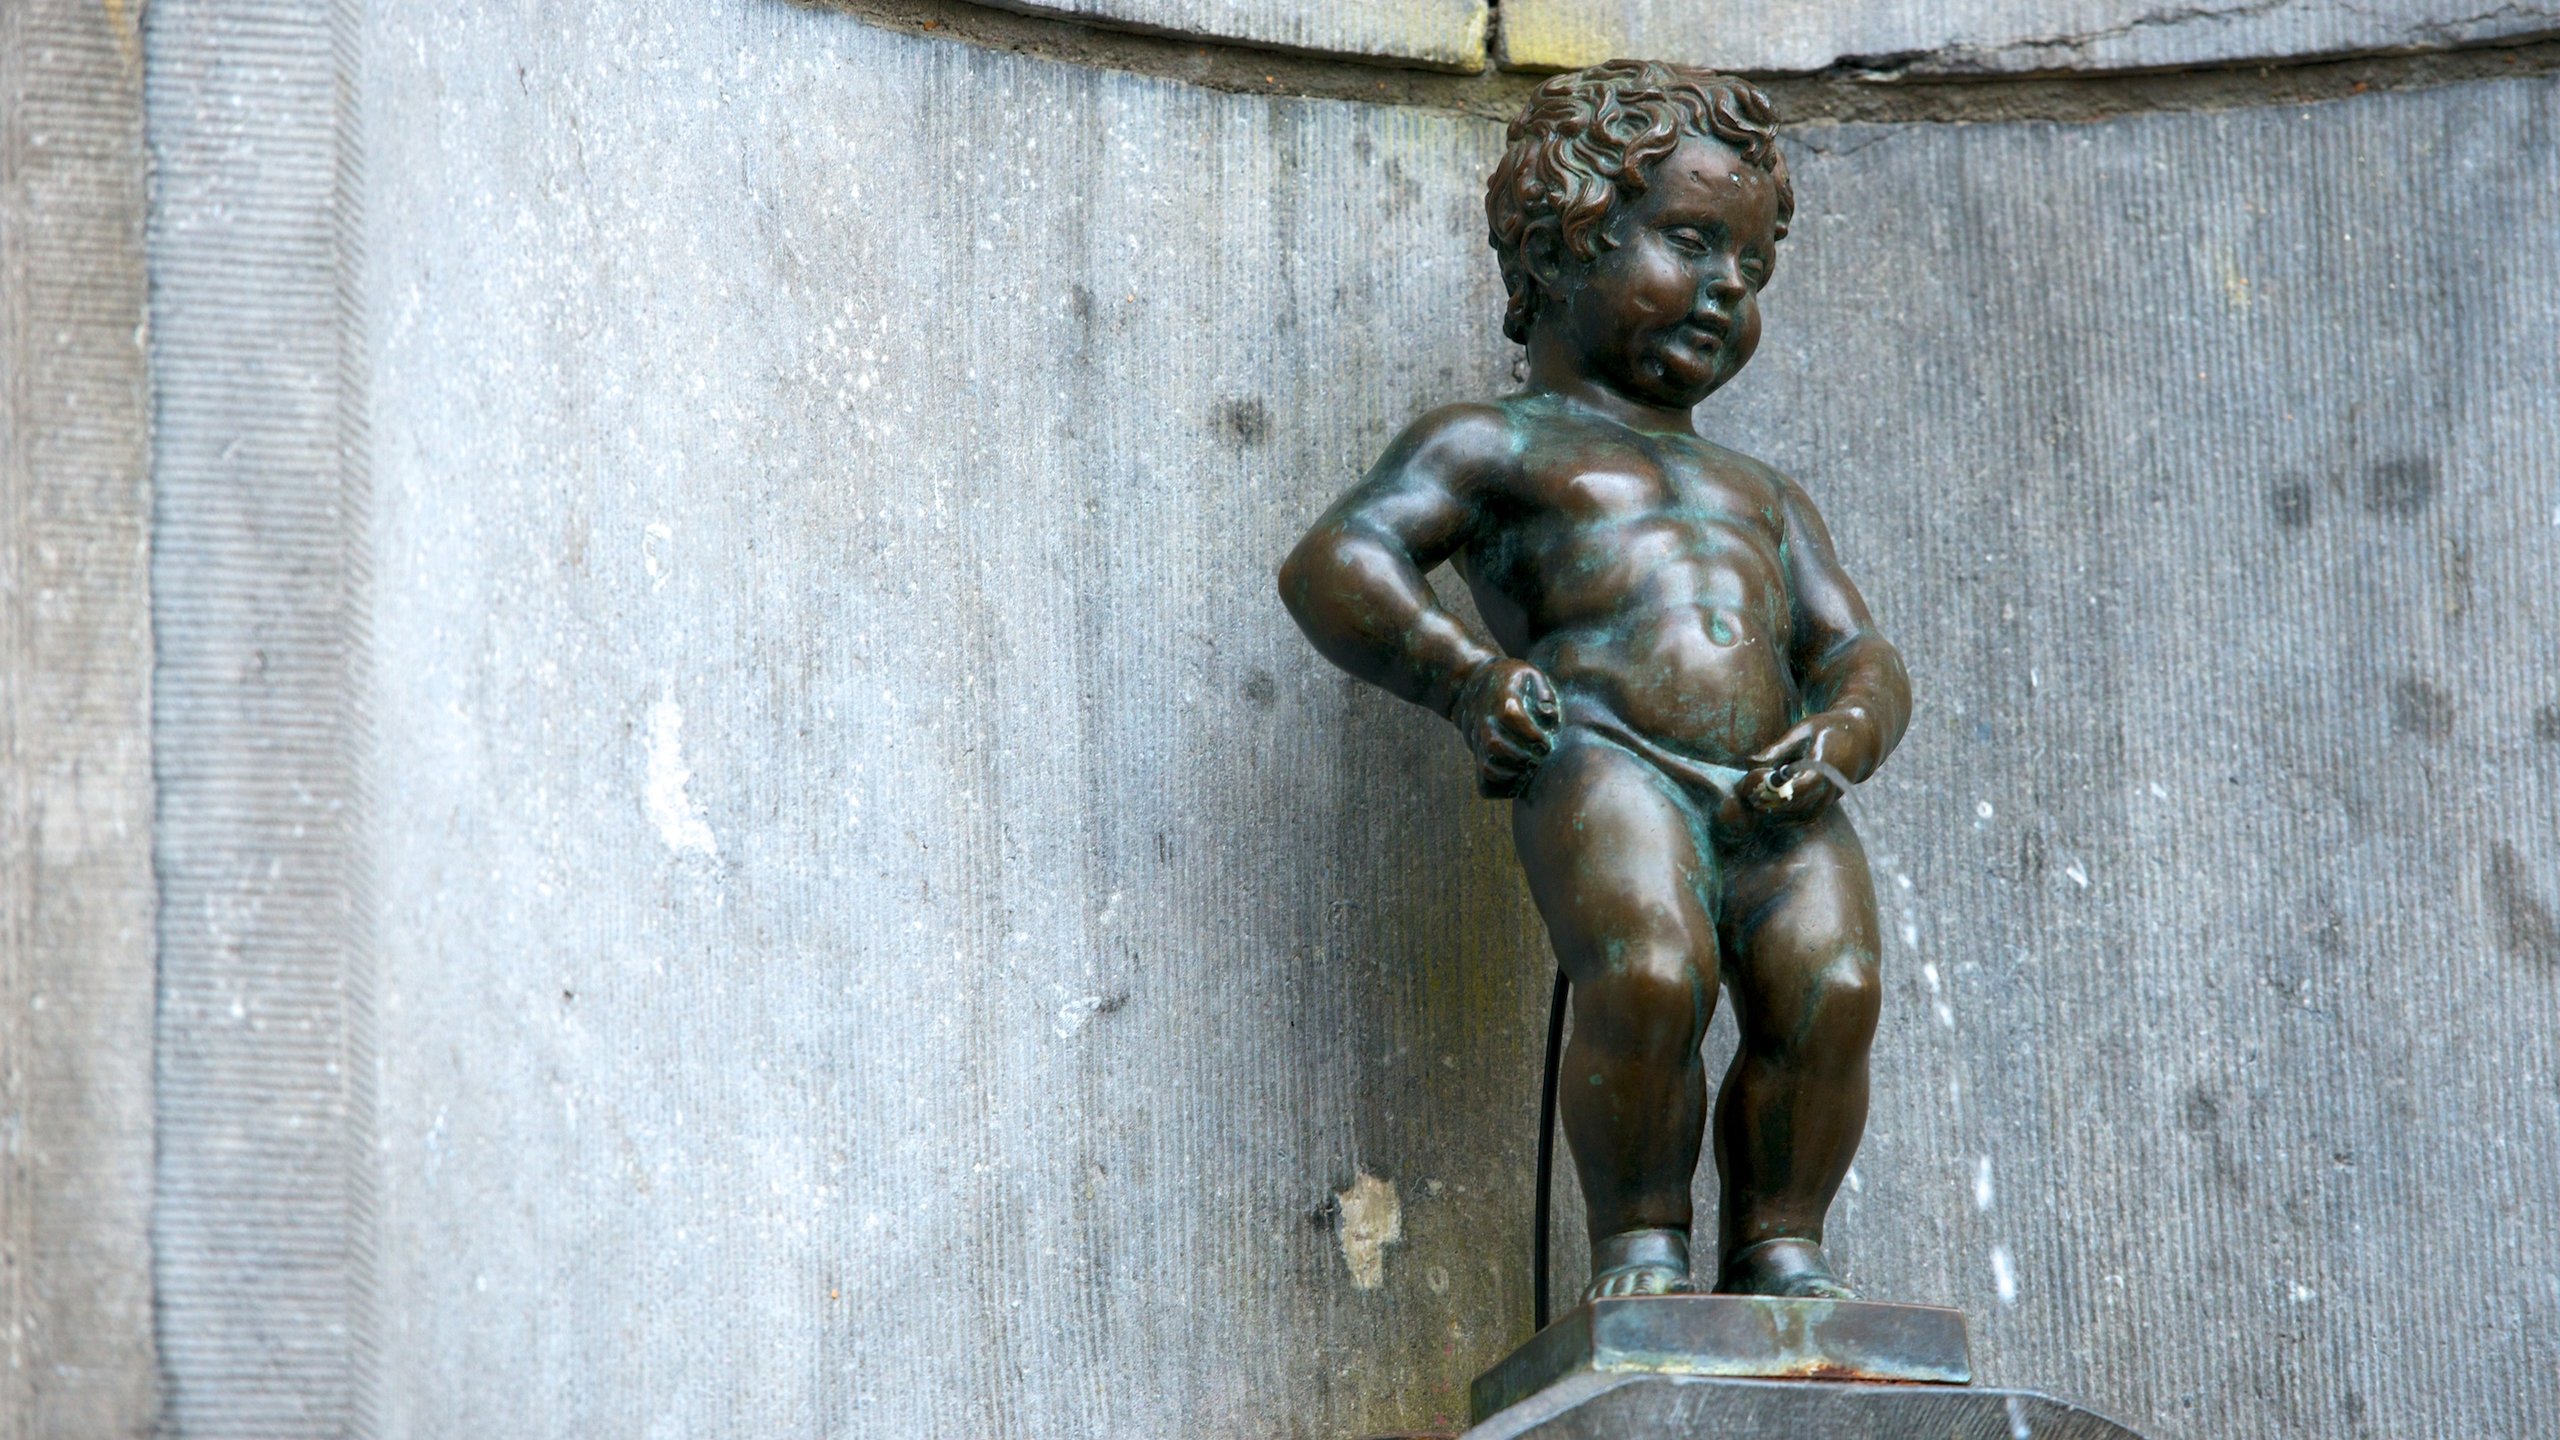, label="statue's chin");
[1625,348,1730,409]
[1603,371,1707,412]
